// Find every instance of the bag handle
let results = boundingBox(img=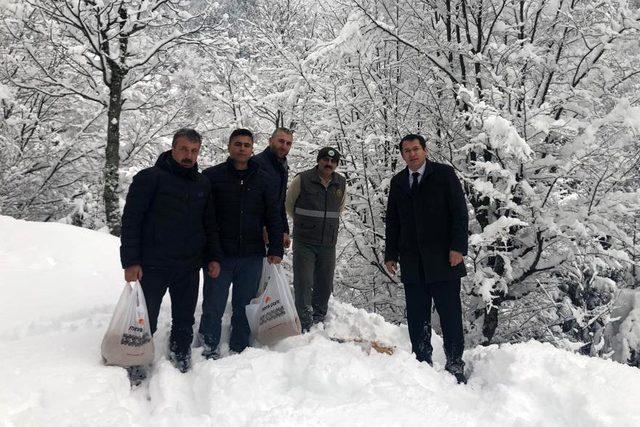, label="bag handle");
[126,281,143,309]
